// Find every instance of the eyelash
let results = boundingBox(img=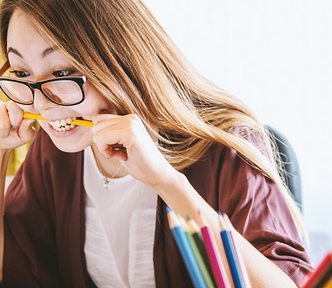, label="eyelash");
[53,70,76,77]
[9,70,76,78]
[10,70,29,78]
